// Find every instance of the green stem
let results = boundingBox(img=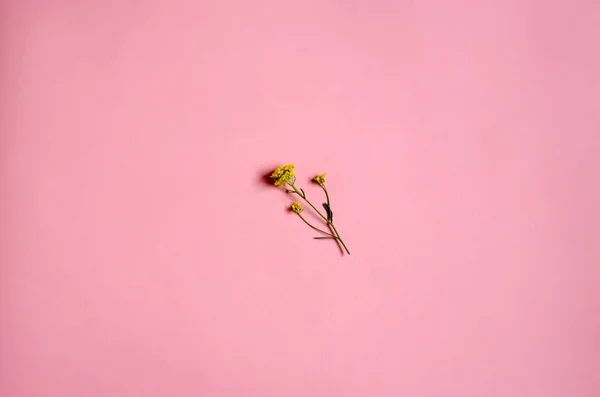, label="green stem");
[289,182,350,255]
[298,215,335,237]
[329,222,350,255]
[323,186,332,222]
[289,184,329,222]
[323,186,331,207]
[321,185,350,255]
